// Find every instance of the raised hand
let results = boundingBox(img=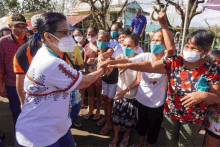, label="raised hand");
[157,8,167,25]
